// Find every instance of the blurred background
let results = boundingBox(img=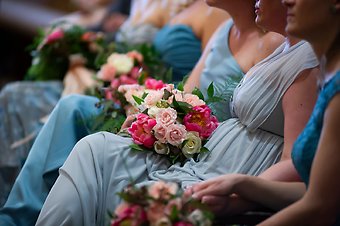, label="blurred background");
[0,0,111,88]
